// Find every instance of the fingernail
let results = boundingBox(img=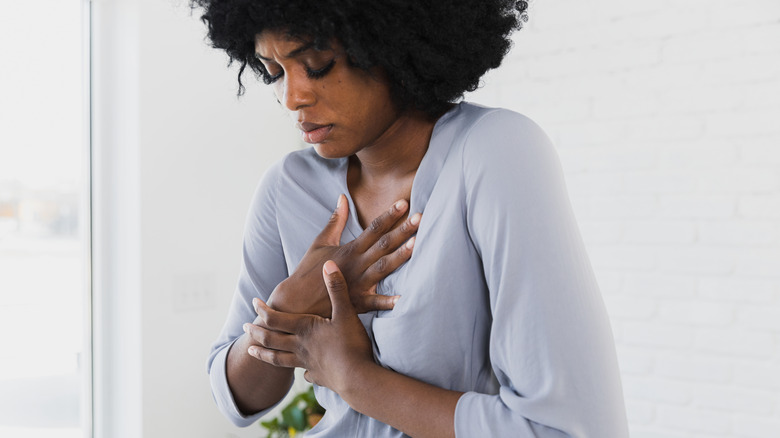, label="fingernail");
[394,200,406,211]
[393,296,400,305]
[323,260,338,275]
[252,297,259,307]
[336,194,343,209]
[410,213,421,226]
[406,236,416,249]
[243,323,249,333]
[248,346,258,356]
